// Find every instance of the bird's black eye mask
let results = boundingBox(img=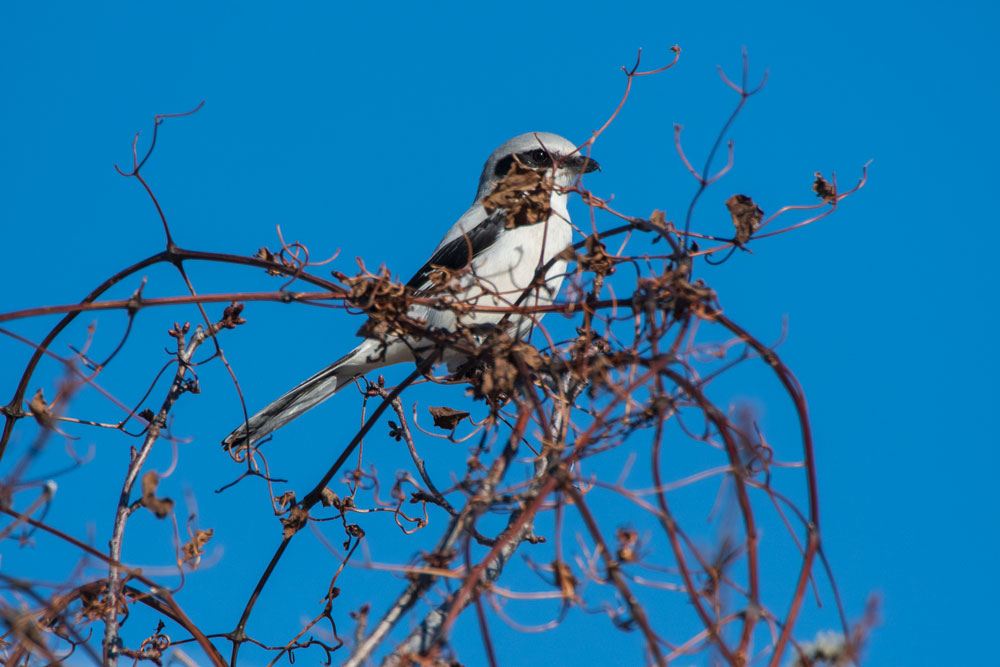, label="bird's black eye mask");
[493,148,556,177]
